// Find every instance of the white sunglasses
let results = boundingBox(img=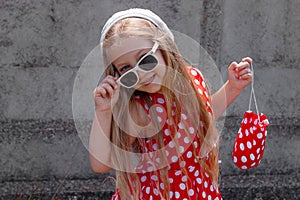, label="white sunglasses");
[116,41,159,88]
